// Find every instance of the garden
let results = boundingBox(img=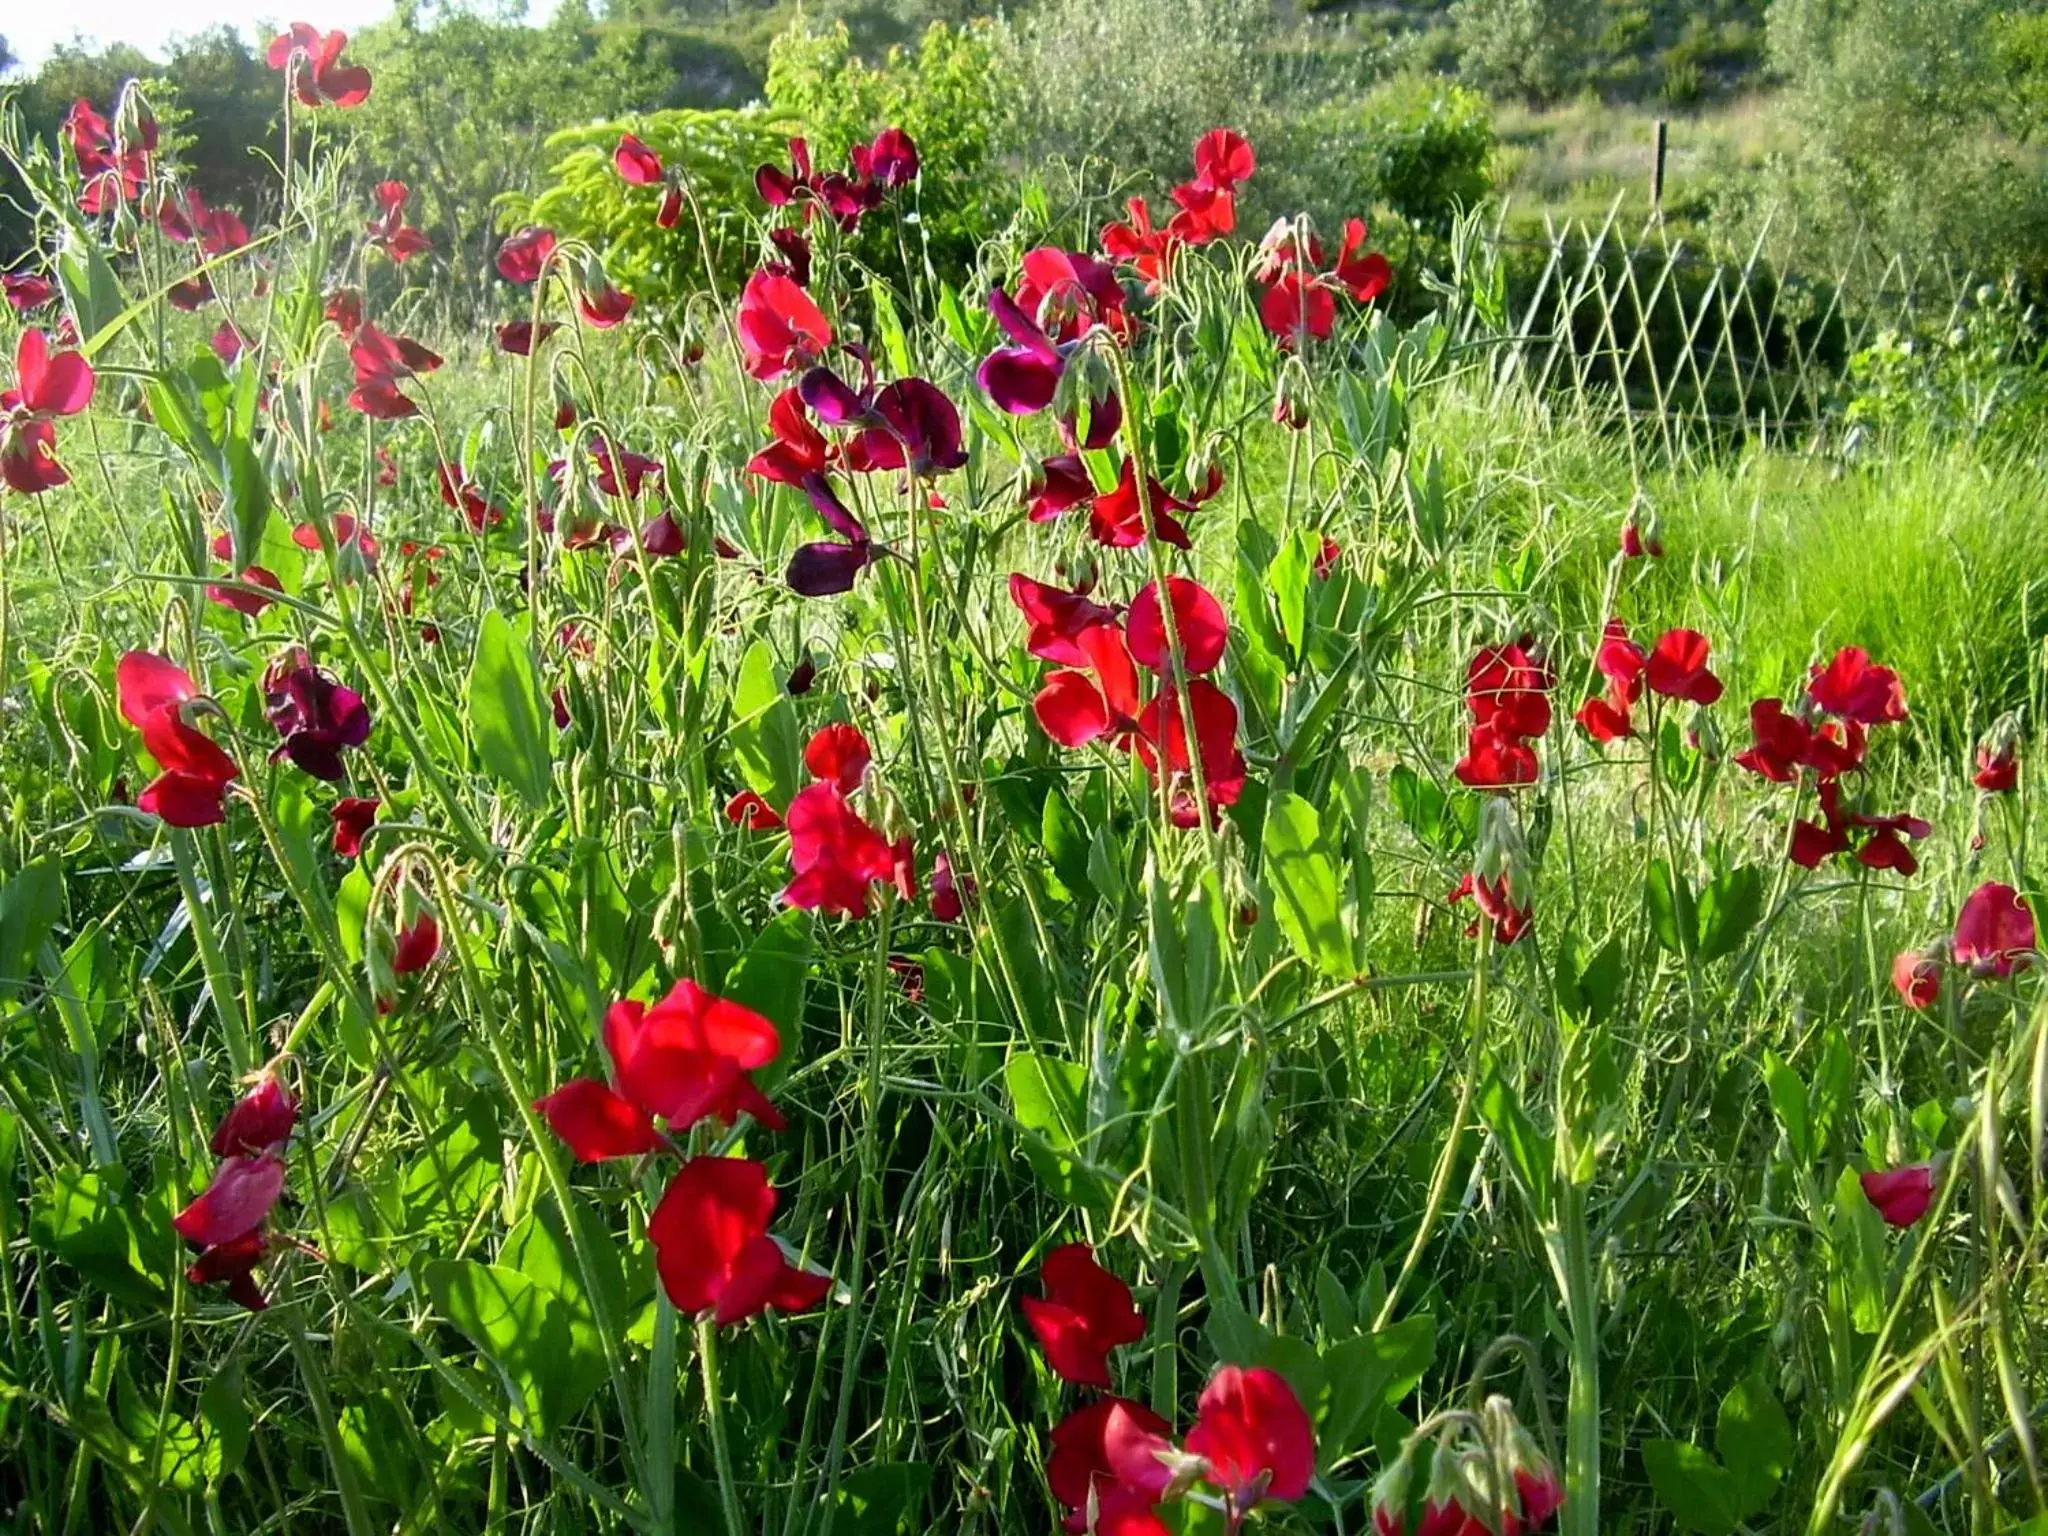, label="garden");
[1,8,2047,1536]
